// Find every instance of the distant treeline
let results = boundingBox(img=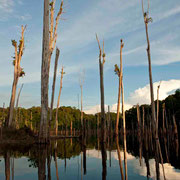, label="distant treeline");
[0,89,179,131]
